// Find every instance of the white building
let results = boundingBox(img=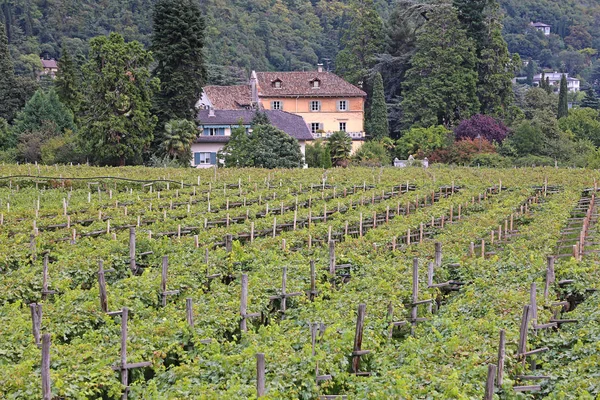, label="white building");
[192,109,313,168]
[530,22,551,36]
[533,72,580,92]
